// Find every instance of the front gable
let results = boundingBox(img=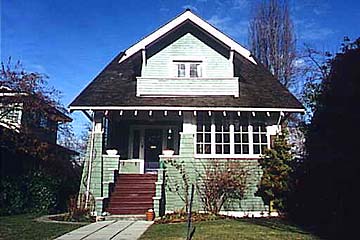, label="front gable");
[69,10,303,112]
[143,33,232,78]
